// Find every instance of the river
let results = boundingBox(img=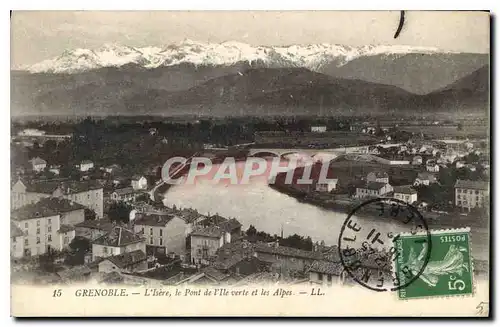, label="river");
[163,160,489,265]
